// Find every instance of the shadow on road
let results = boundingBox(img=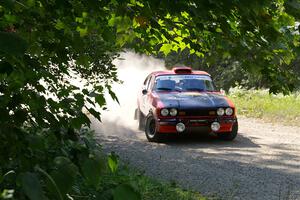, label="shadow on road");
[93,118,259,148]
[158,132,260,148]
